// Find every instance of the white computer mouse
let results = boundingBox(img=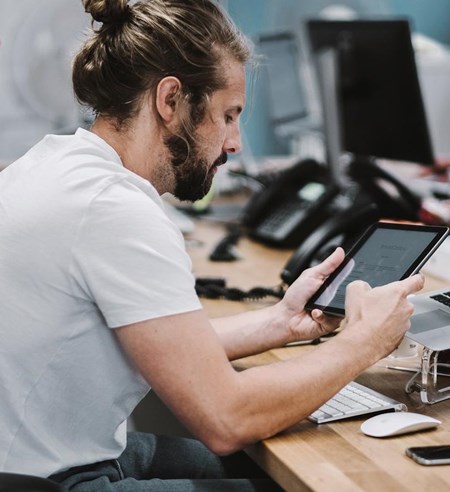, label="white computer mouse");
[360,412,441,438]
